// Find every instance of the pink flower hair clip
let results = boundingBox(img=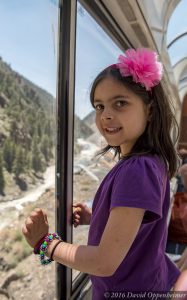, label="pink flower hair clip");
[115,48,163,91]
